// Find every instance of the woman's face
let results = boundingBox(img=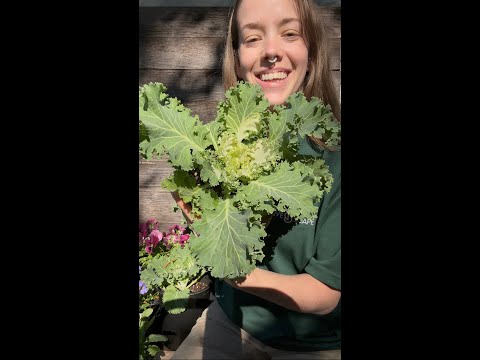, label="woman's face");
[235,0,309,106]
